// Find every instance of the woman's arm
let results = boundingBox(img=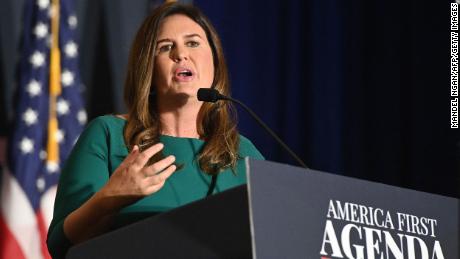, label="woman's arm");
[62,143,176,244]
